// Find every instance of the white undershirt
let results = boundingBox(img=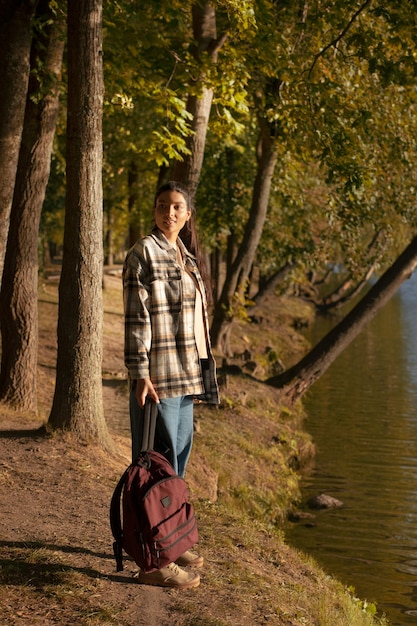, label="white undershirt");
[176,245,208,359]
